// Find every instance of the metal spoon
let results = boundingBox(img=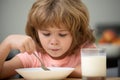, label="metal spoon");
[33,53,50,71]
